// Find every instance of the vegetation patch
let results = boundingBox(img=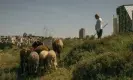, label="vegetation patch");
[72,52,133,80]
